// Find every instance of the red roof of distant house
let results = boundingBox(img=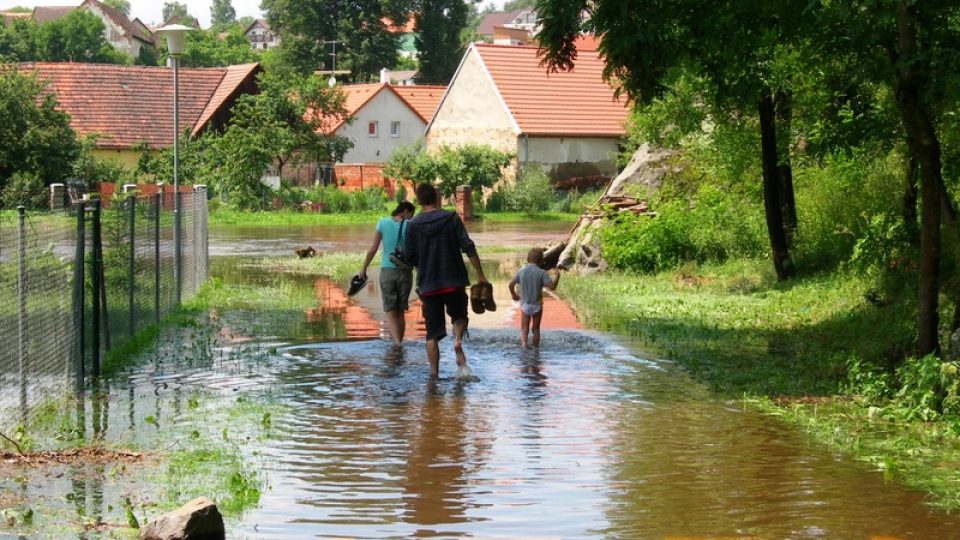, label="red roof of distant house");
[324,83,446,133]
[477,9,525,37]
[382,15,416,33]
[83,0,153,44]
[32,5,75,24]
[391,85,445,122]
[471,43,627,137]
[23,62,260,149]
